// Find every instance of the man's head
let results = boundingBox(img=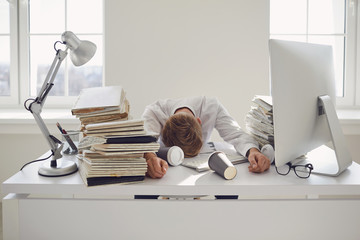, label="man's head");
[161,108,203,157]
